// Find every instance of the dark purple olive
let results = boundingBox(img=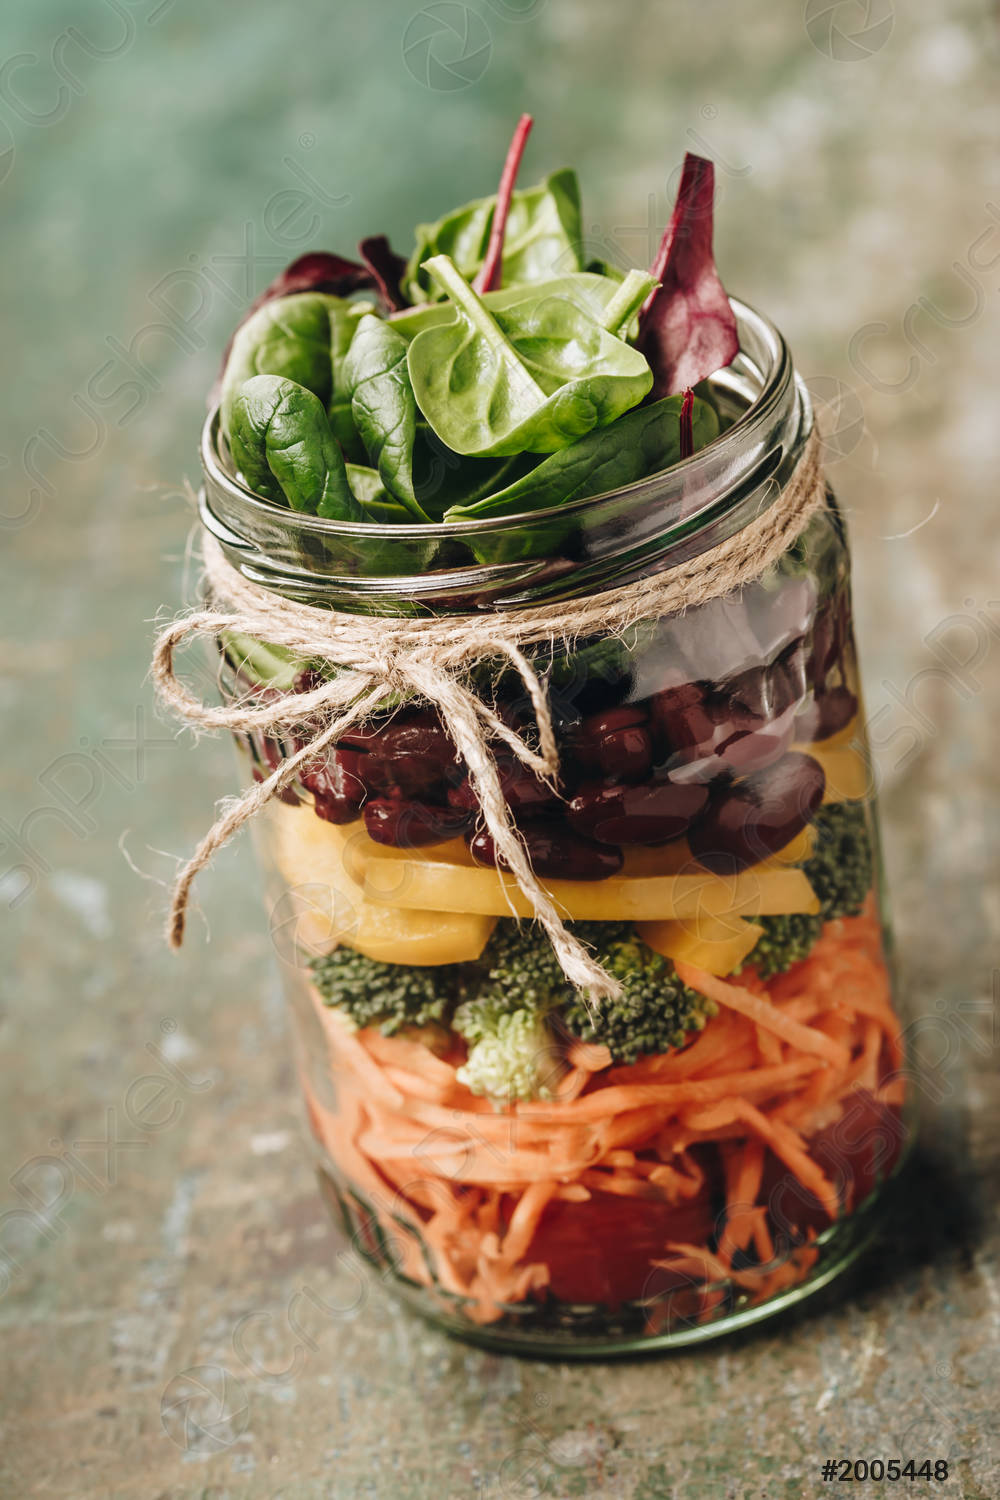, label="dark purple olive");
[363,798,473,848]
[795,686,858,742]
[448,765,558,816]
[688,751,826,872]
[468,823,624,881]
[567,777,709,846]
[300,748,367,824]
